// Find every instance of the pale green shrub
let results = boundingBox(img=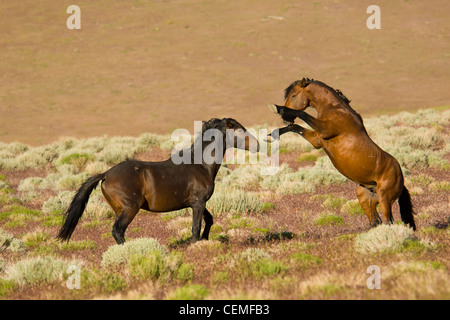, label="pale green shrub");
[354,224,426,254]
[429,181,450,192]
[276,179,315,195]
[18,177,44,192]
[259,163,293,190]
[1,144,60,170]
[207,187,263,215]
[137,132,171,149]
[341,200,364,216]
[314,212,345,226]
[129,251,168,280]
[397,109,447,126]
[239,248,271,262]
[56,172,89,190]
[167,284,209,300]
[277,131,313,152]
[56,164,79,175]
[85,161,111,175]
[42,189,113,219]
[6,256,68,286]
[296,157,347,185]
[0,228,26,253]
[128,251,192,282]
[83,189,114,219]
[363,110,449,171]
[233,248,288,279]
[101,238,167,268]
[0,258,5,274]
[42,191,75,214]
[218,164,262,190]
[262,158,346,192]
